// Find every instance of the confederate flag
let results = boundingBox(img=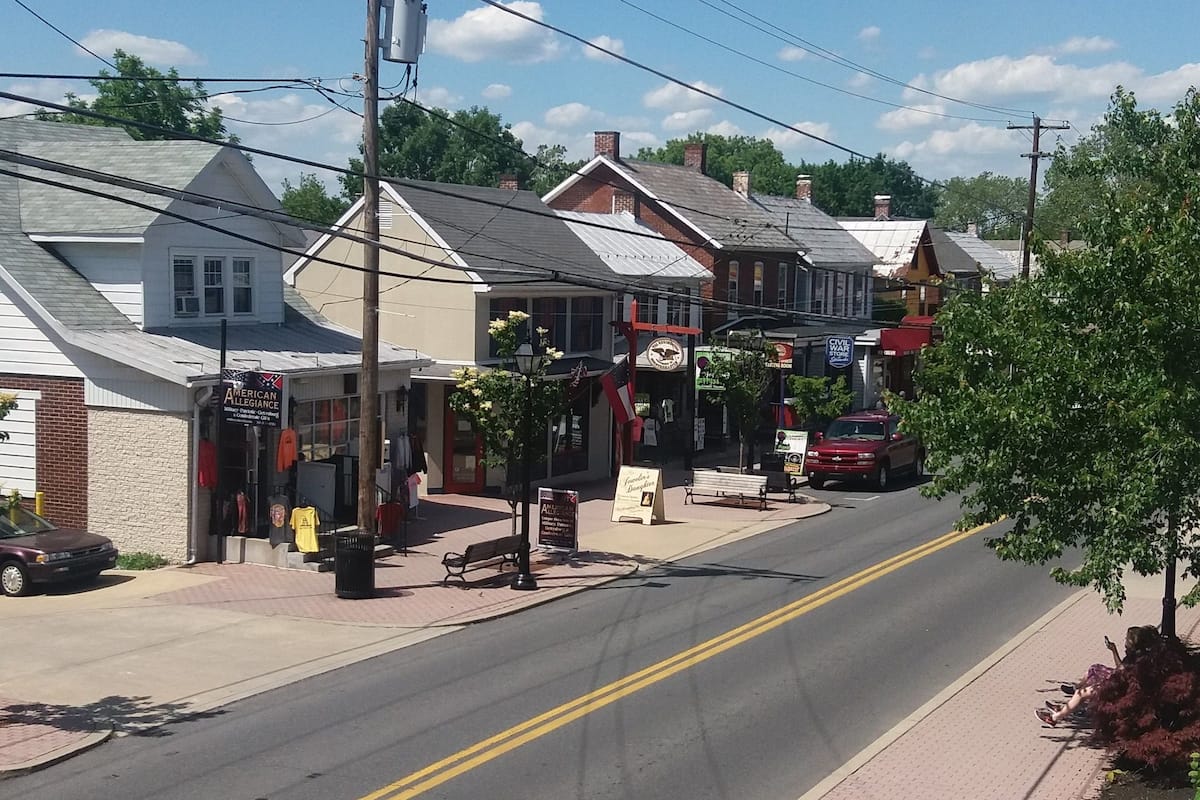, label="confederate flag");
[600,359,635,424]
